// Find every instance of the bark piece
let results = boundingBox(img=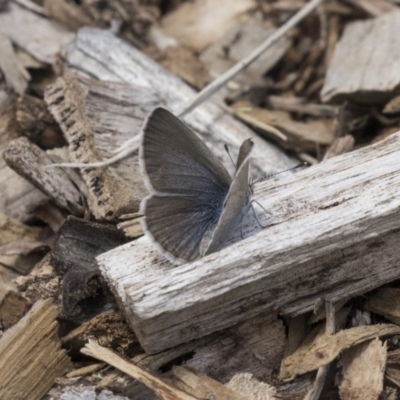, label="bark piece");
[365,287,400,324]
[0,27,28,94]
[0,298,72,400]
[65,28,294,176]
[98,130,400,353]
[0,2,74,64]
[281,324,397,381]
[4,137,84,216]
[321,11,400,103]
[161,0,255,52]
[339,338,386,400]
[51,216,126,321]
